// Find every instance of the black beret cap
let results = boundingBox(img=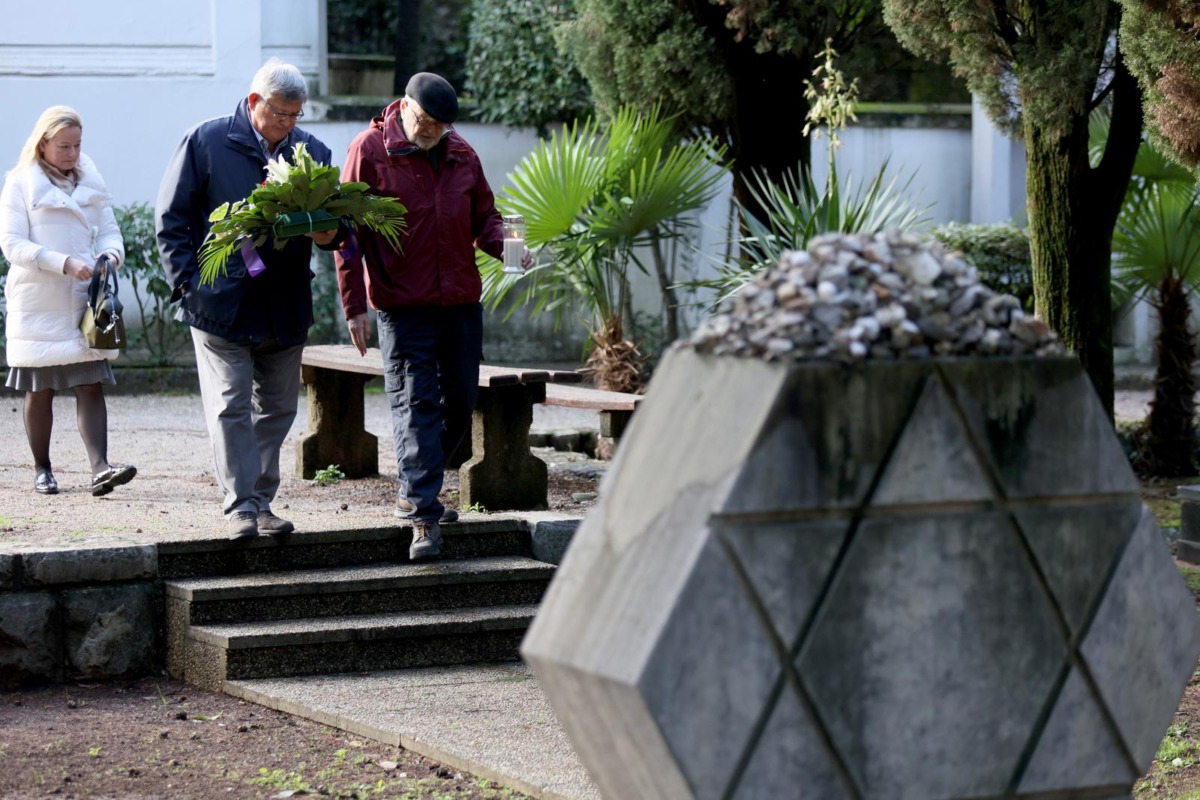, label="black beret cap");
[405,72,458,124]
